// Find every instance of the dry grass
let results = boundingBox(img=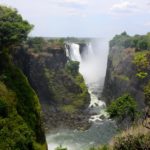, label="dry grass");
[109,121,150,148]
